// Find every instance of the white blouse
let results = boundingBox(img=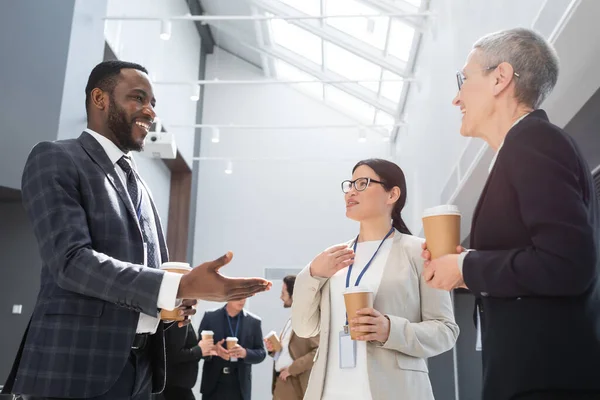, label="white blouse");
[322,237,394,400]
